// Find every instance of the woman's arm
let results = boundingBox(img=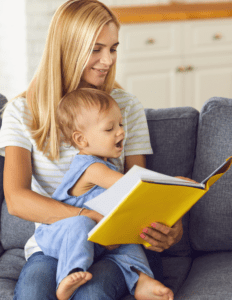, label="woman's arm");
[125,154,183,252]
[4,146,102,224]
[124,154,146,173]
